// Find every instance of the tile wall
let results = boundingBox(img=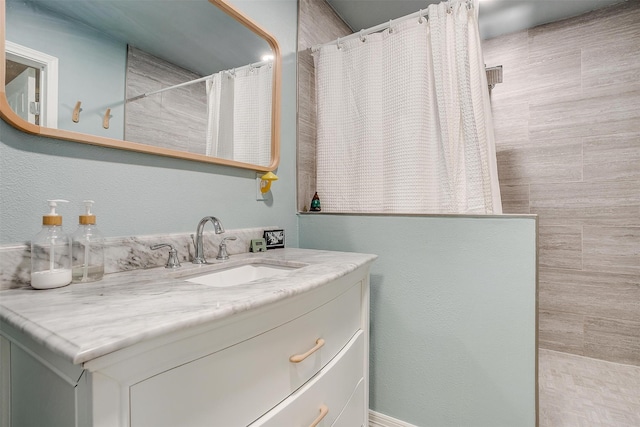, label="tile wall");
[125,47,208,154]
[483,1,640,365]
